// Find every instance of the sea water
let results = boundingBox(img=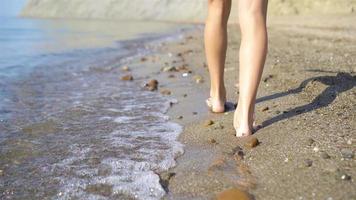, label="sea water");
[0,16,191,199]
